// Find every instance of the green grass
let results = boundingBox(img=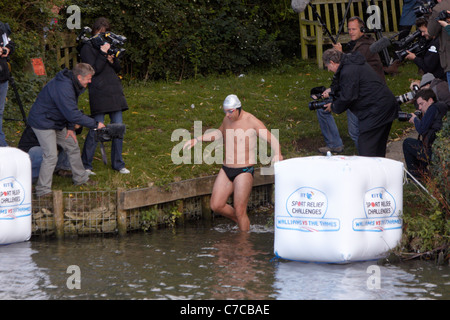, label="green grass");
[4,59,420,192]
